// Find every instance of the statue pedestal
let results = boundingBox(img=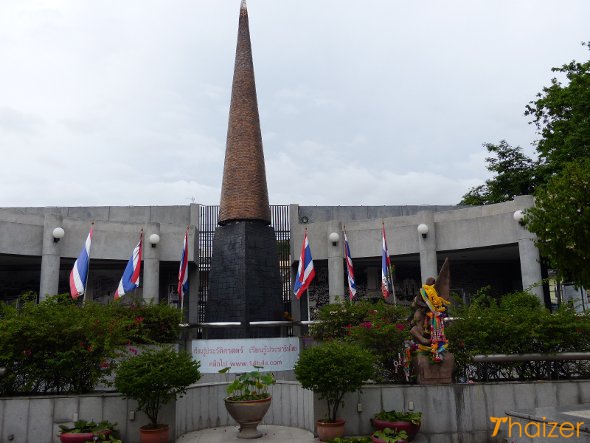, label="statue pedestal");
[413,353,455,384]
